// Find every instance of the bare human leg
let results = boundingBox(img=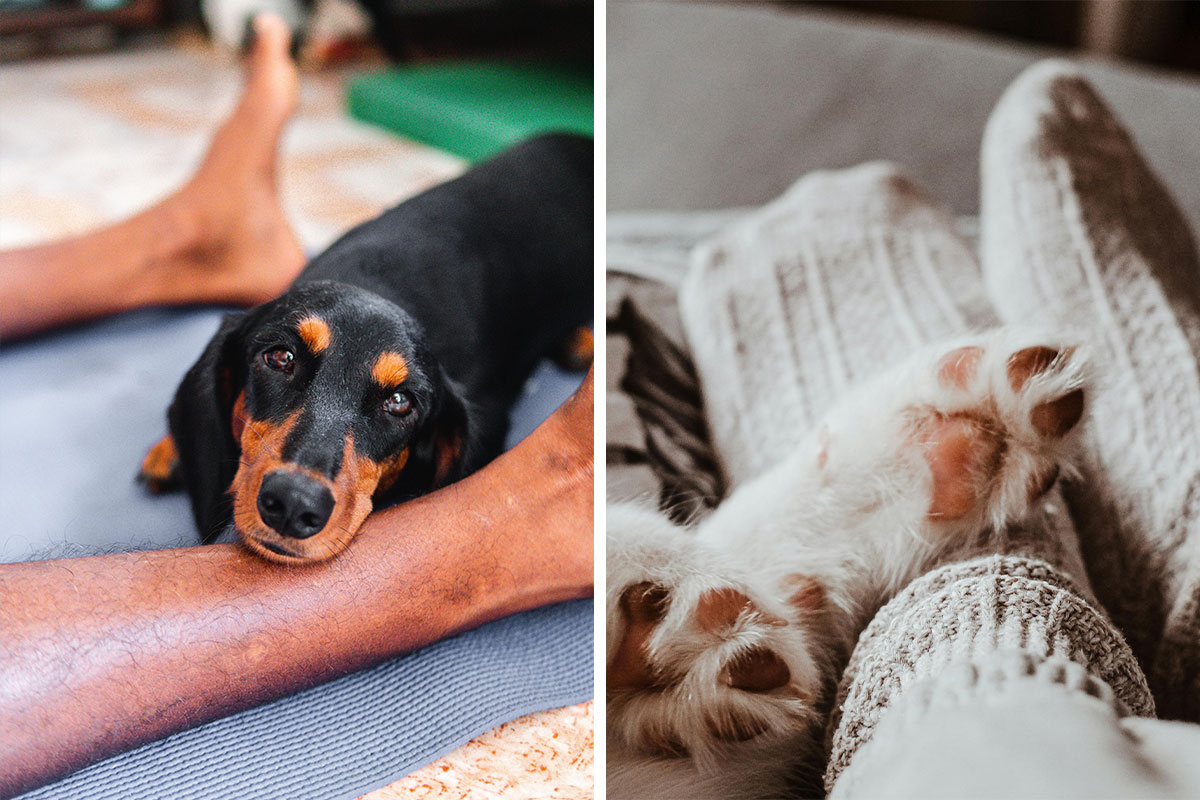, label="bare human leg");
[0,13,305,341]
[0,368,593,798]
